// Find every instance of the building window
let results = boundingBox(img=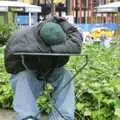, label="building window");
[110,0,114,2]
[93,0,99,7]
[0,13,6,24]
